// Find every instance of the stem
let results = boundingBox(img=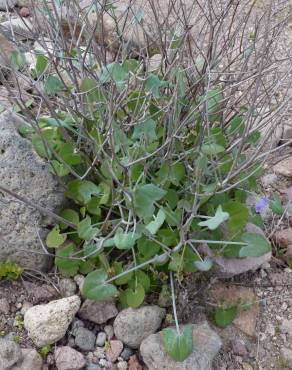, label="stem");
[170,272,180,335]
